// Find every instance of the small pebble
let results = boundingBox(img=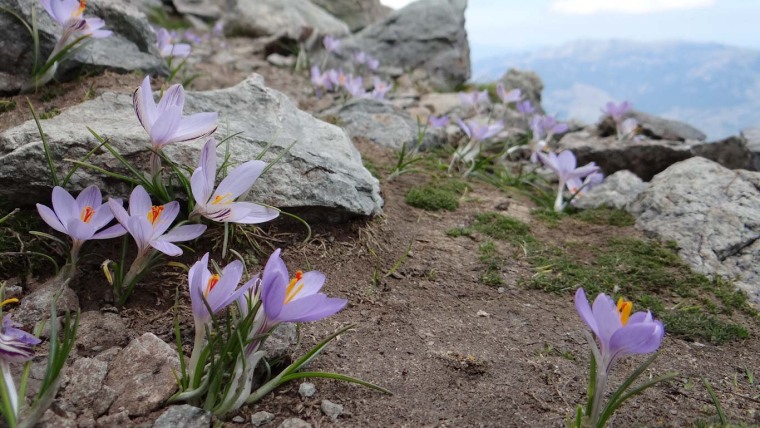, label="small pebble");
[476,310,490,317]
[298,382,316,398]
[278,418,312,428]
[320,399,343,421]
[251,411,275,426]
[497,287,506,294]
[232,415,245,423]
